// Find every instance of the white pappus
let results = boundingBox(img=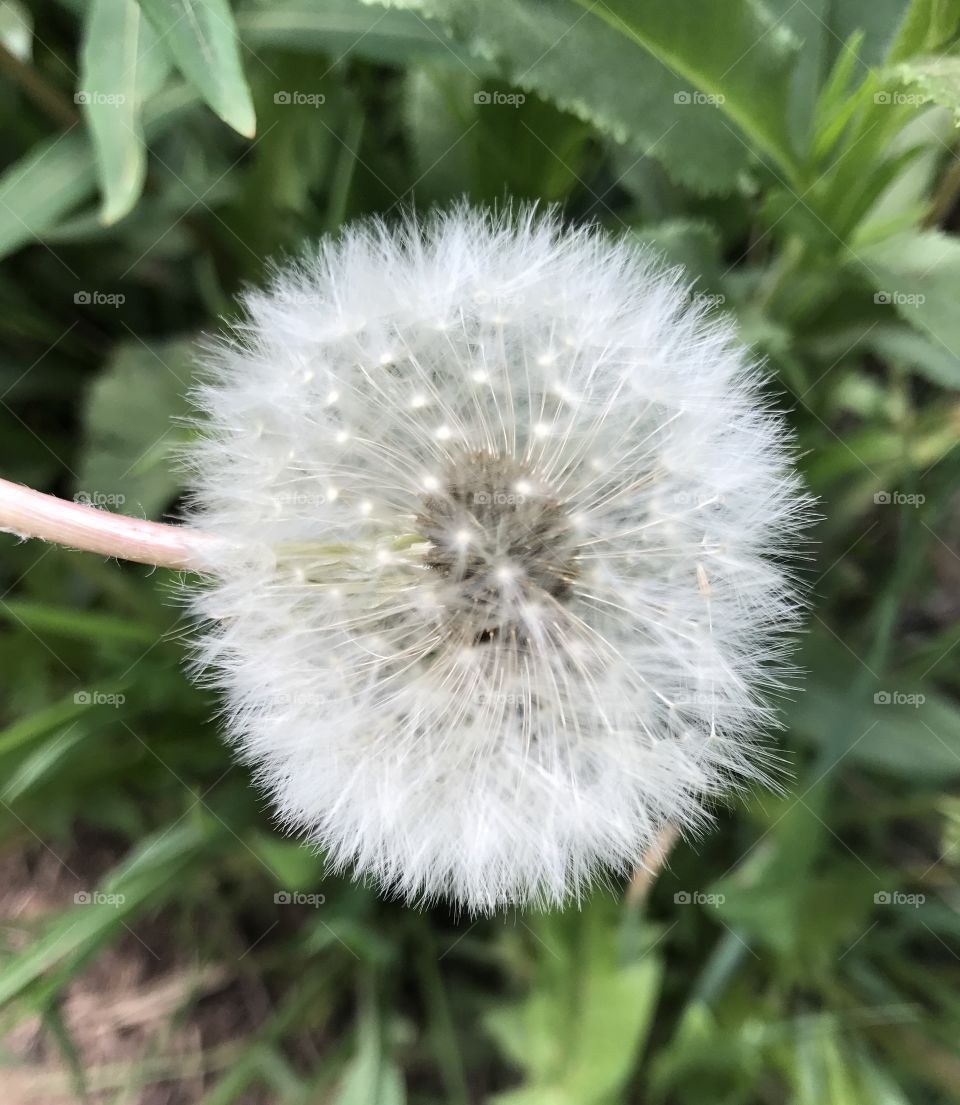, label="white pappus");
[184,206,810,913]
